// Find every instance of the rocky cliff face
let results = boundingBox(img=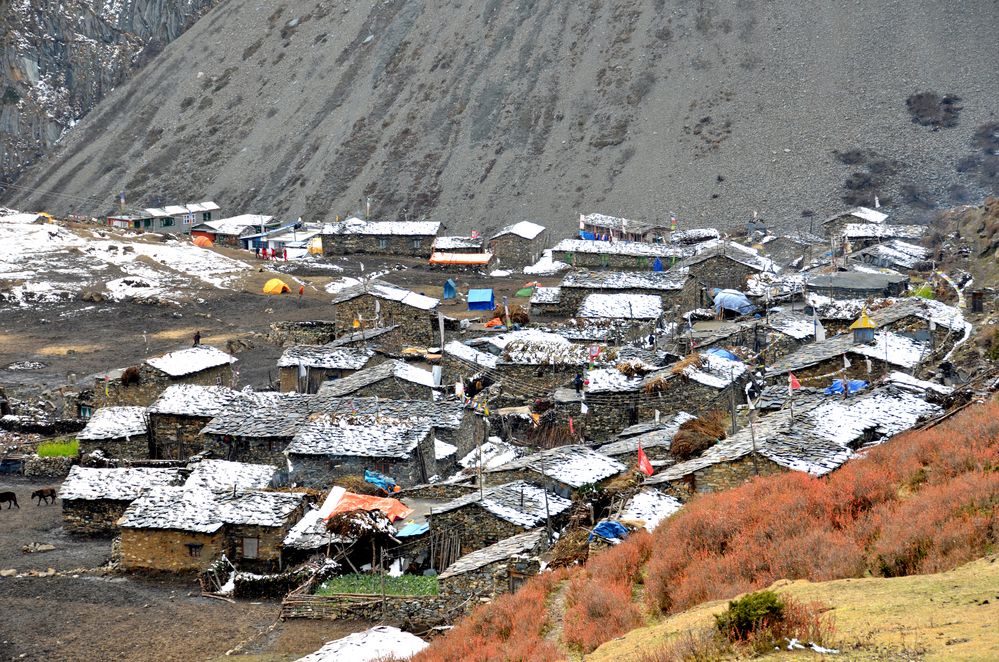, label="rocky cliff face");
[3,1,999,233]
[0,0,219,184]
